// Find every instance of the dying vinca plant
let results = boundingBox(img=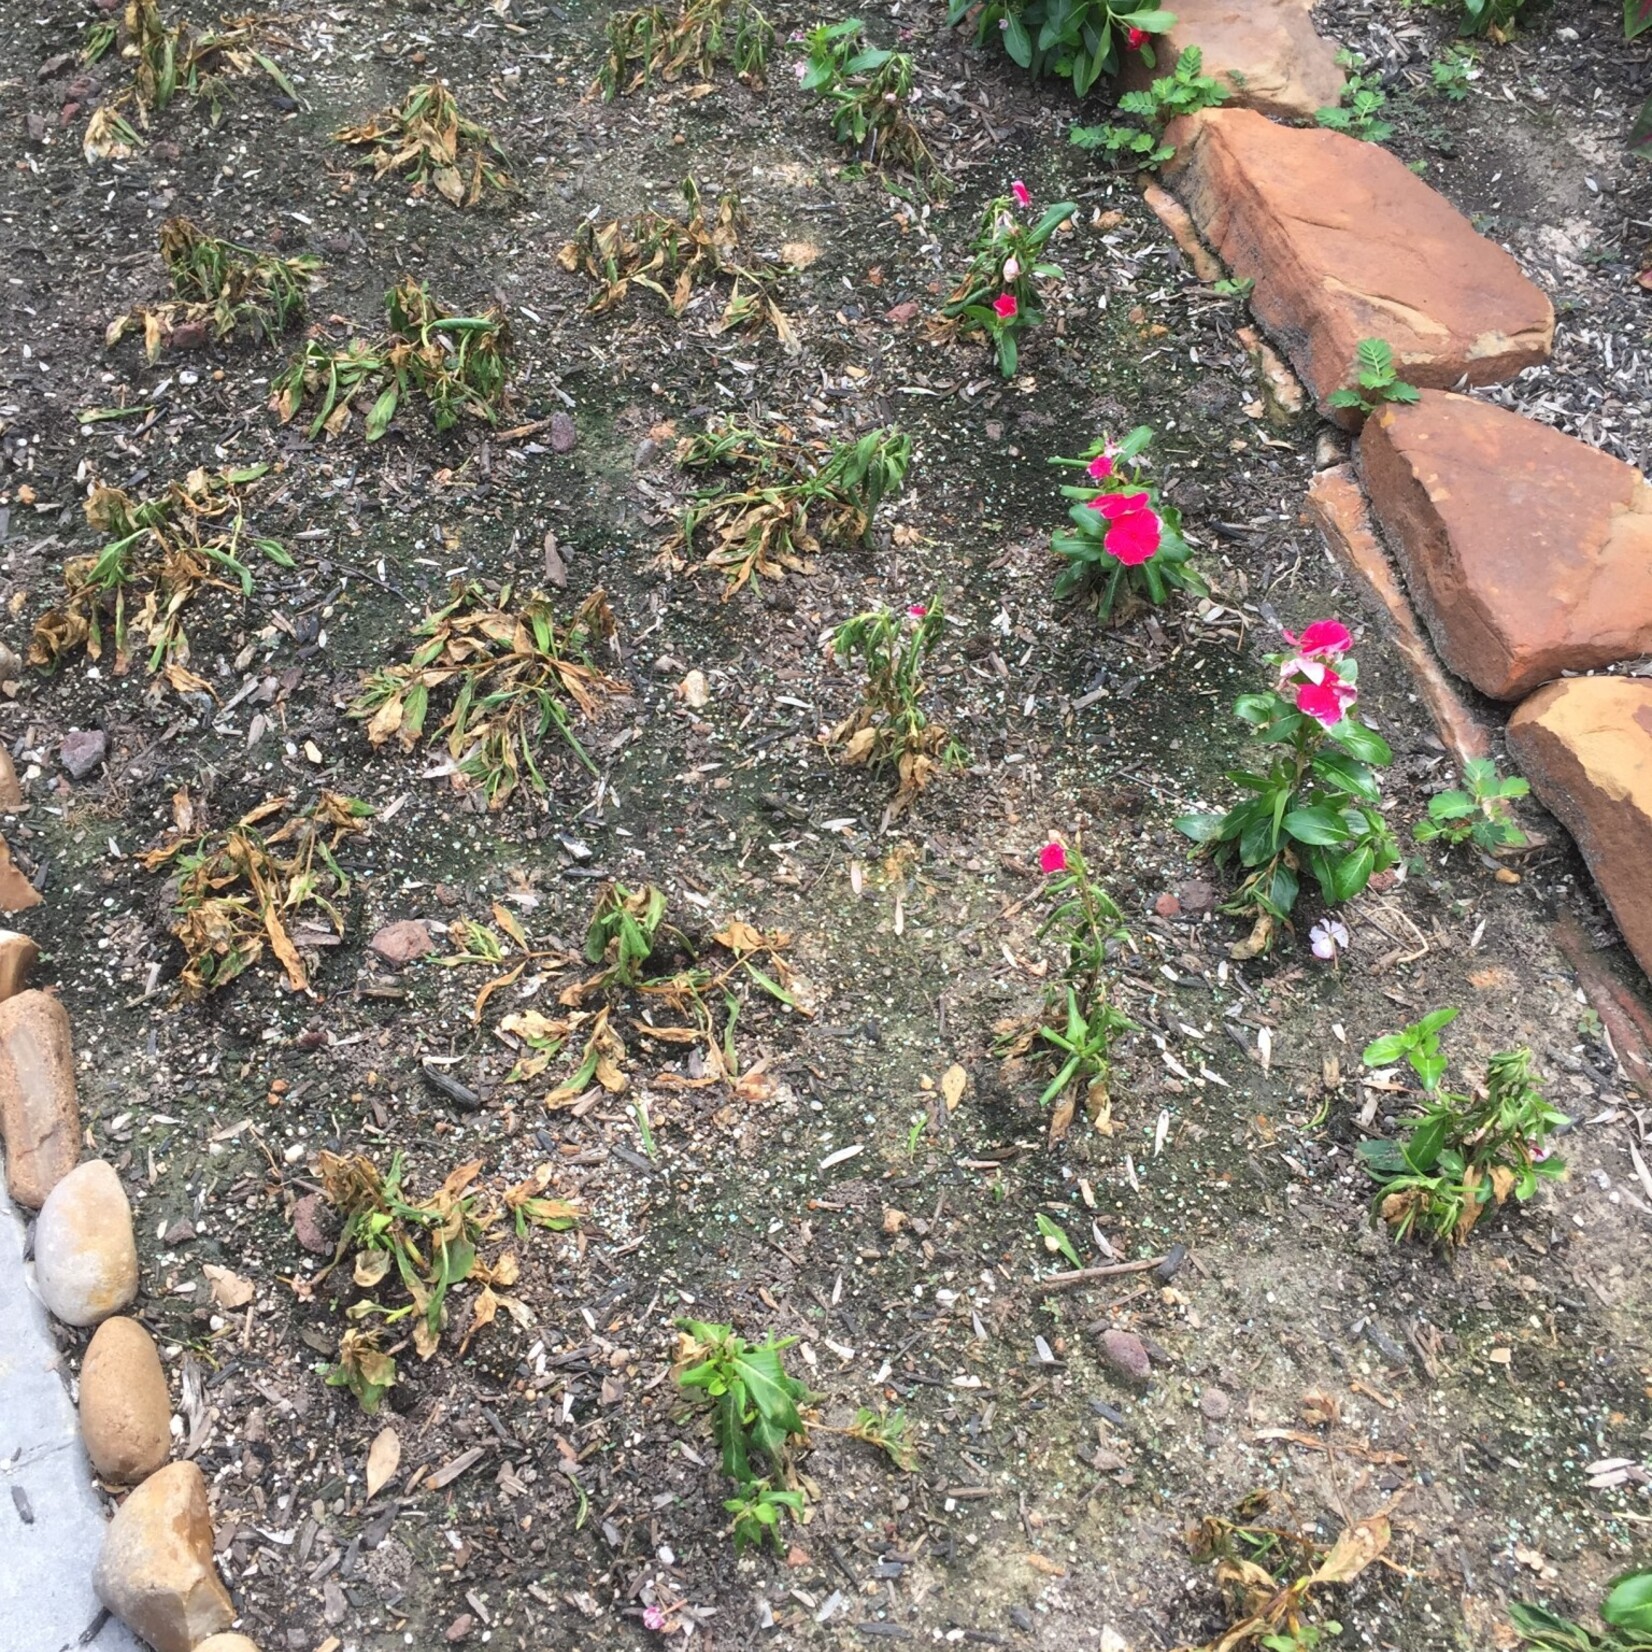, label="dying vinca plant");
[823,598,966,826]
[1176,621,1399,954]
[1048,425,1205,619]
[938,180,1074,377]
